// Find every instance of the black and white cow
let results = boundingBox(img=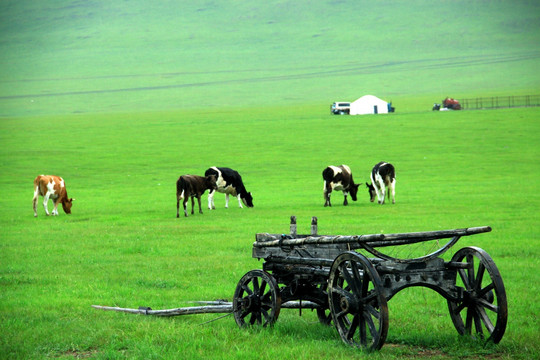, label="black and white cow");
[366,162,396,204]
[176,174,217,217]
[322,165,360,207]
[204,167,253,209]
